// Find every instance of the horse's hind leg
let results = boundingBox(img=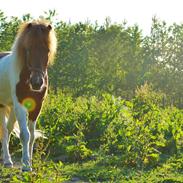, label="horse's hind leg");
[0,107,14,167]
